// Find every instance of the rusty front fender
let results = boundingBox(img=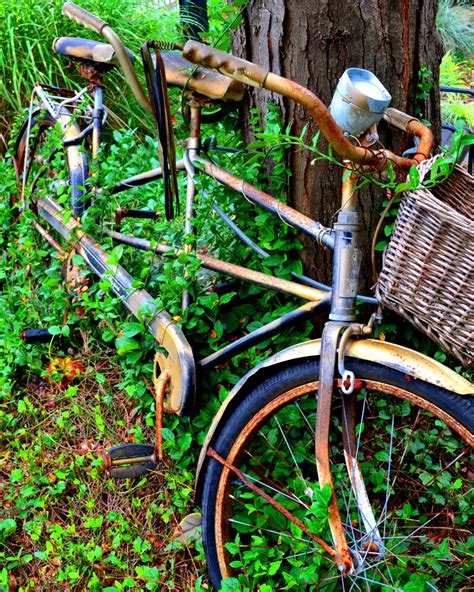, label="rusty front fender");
[194,338,473,502]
